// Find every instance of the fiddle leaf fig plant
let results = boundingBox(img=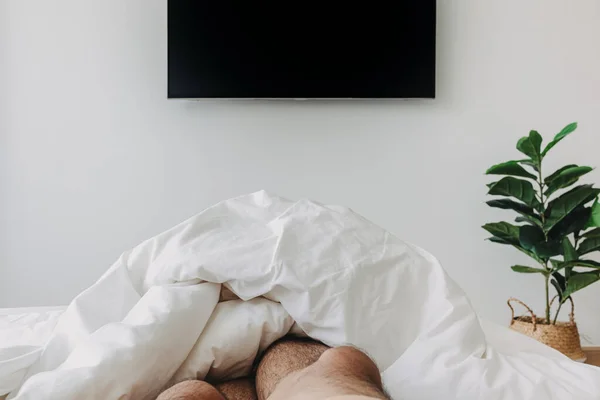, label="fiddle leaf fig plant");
[483,122,600,324]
